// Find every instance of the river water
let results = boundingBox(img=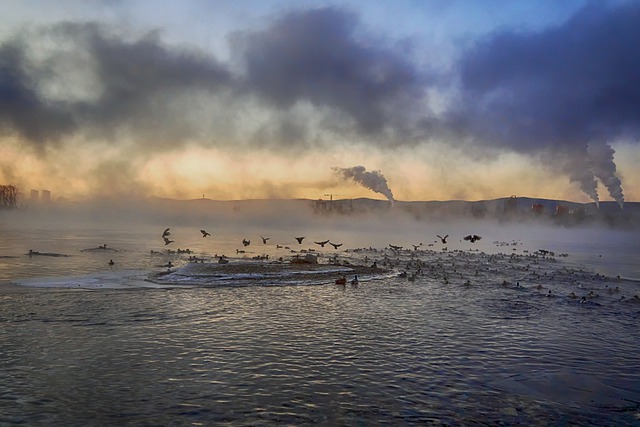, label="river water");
[1,214,639,426]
